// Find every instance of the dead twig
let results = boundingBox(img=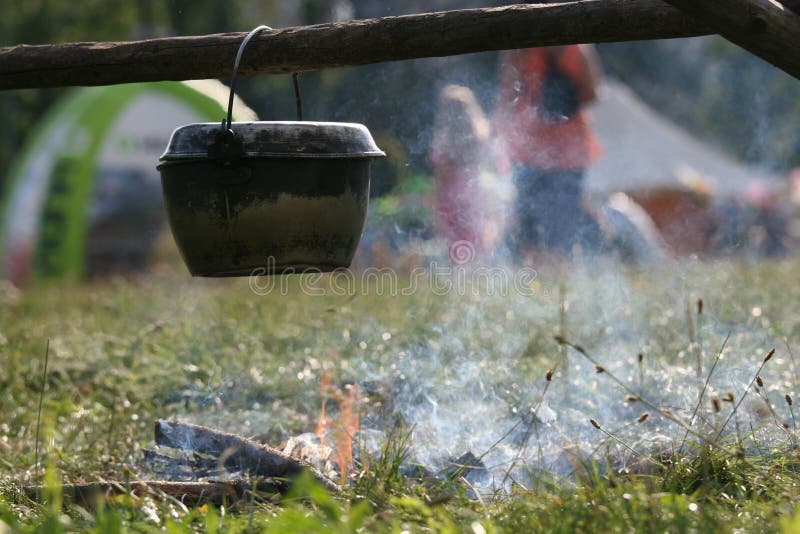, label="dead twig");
[24,480,258,508]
